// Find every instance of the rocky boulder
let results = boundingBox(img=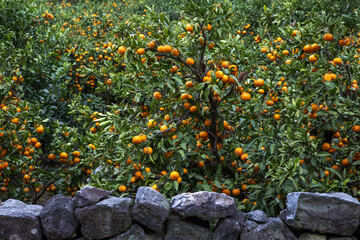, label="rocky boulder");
[298,232,326,240]
[170,191,236,221]
[213,216,243,240]
[73,186,112,208]
[164,214,213,240]
[131,186,170,232]
[240,217,298,240]
[0,199,43,240]
[39,194,78,240]
[75,196,133,240]
[280,192,360,236]
[246,210,267,223]
[109,224,146,240]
